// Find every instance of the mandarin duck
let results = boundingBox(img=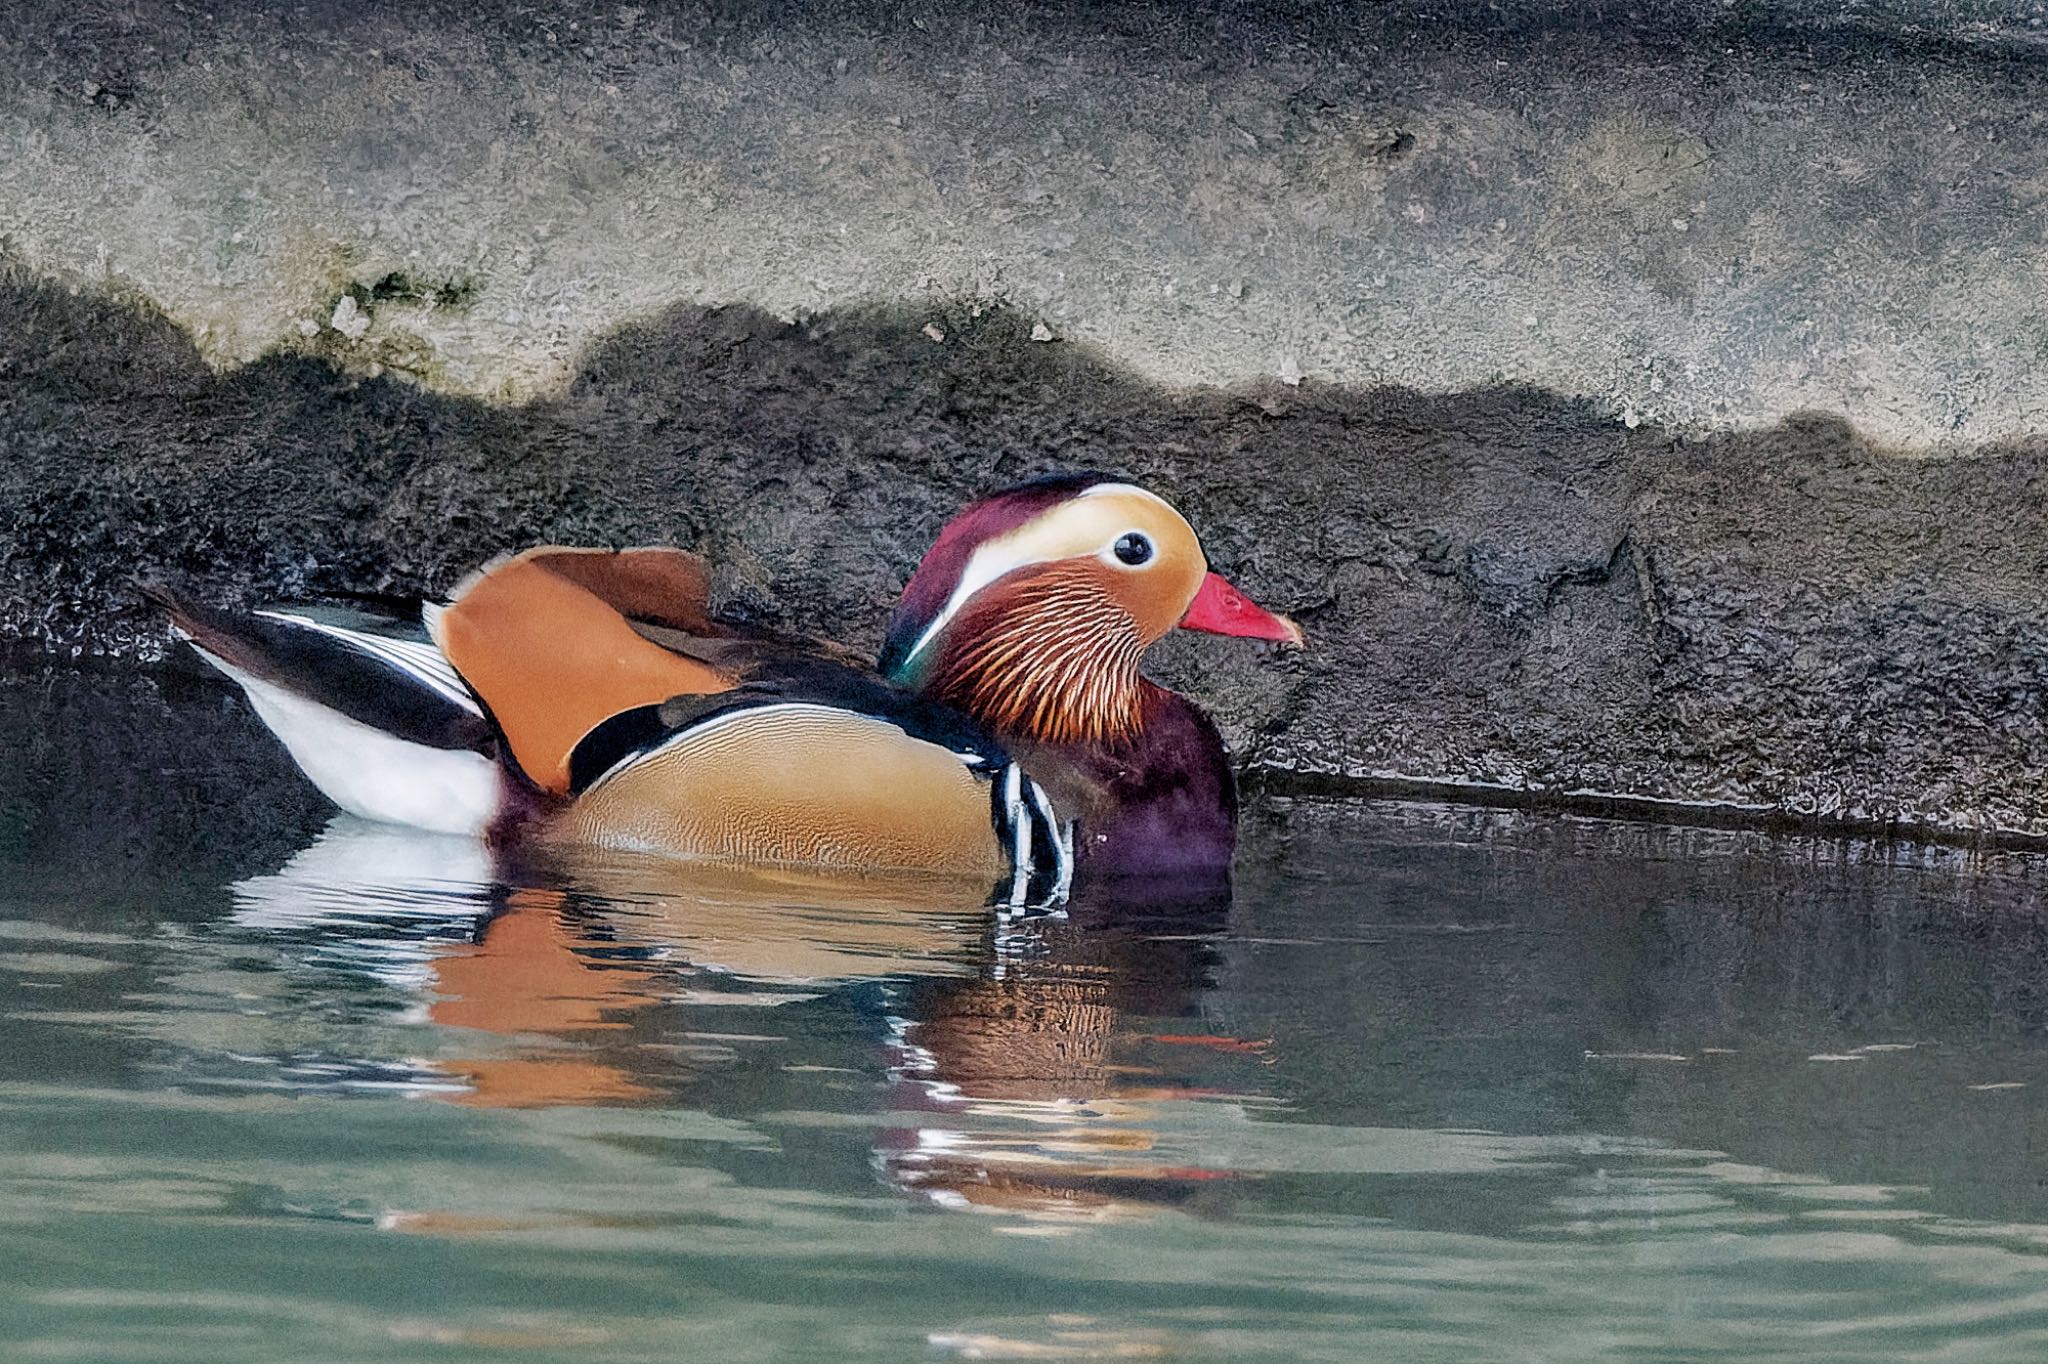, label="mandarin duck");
[151,474,1300,901]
